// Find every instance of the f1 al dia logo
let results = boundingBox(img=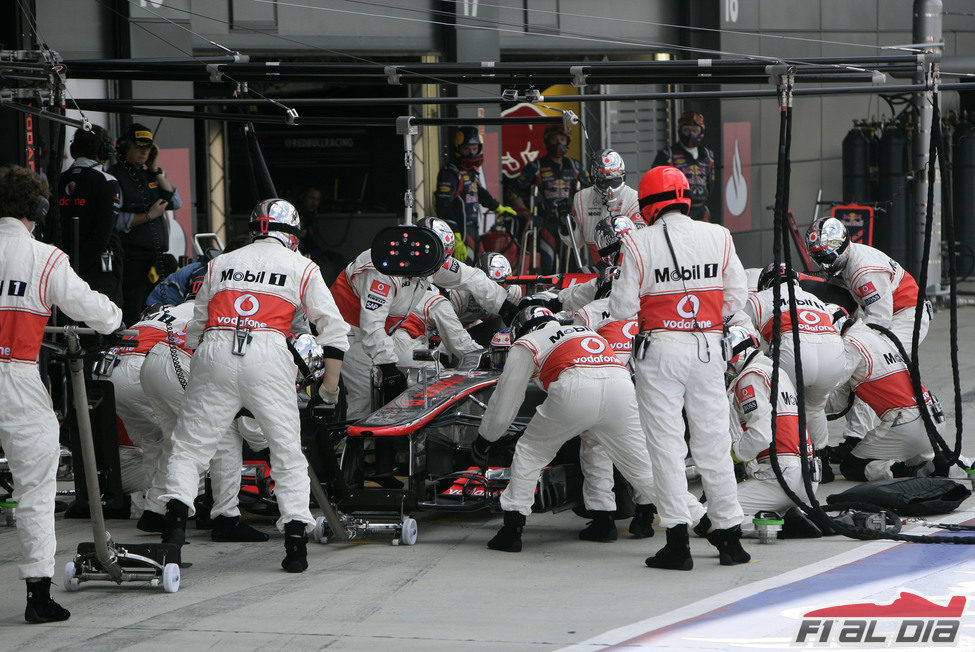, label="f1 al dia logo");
[795,591,965,646]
